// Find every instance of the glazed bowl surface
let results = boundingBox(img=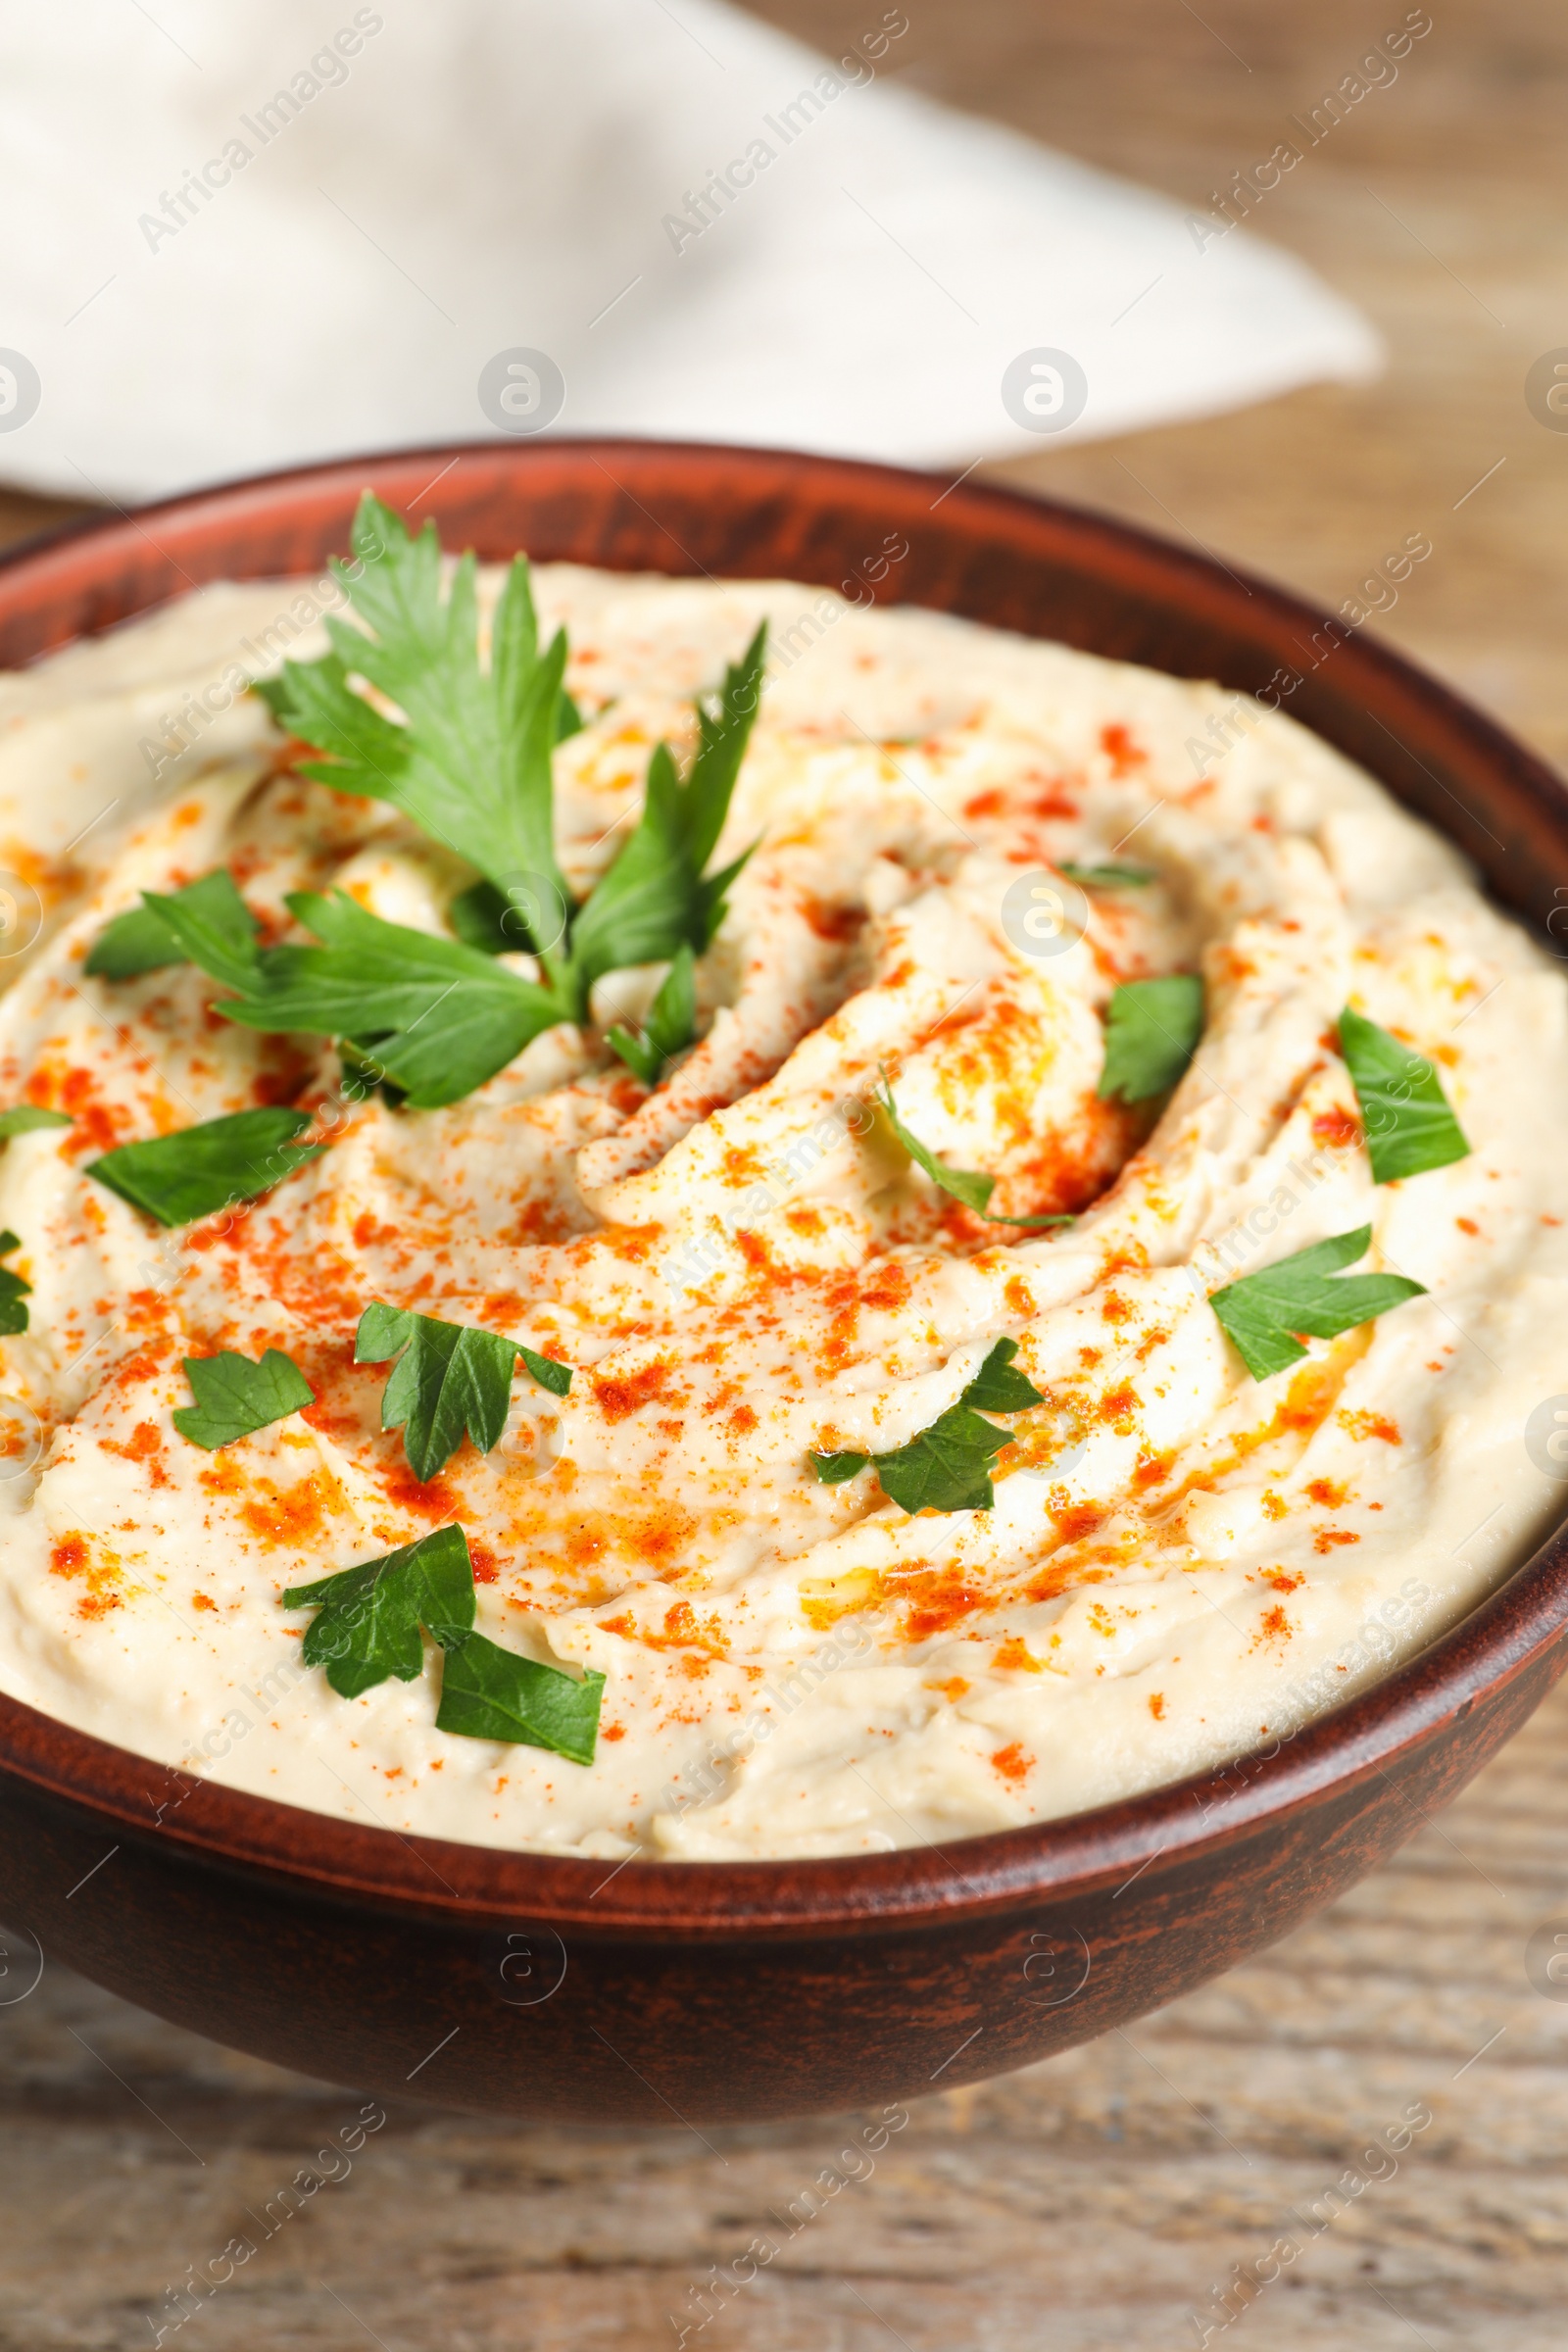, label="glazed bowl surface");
[2,438,1565,2125]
